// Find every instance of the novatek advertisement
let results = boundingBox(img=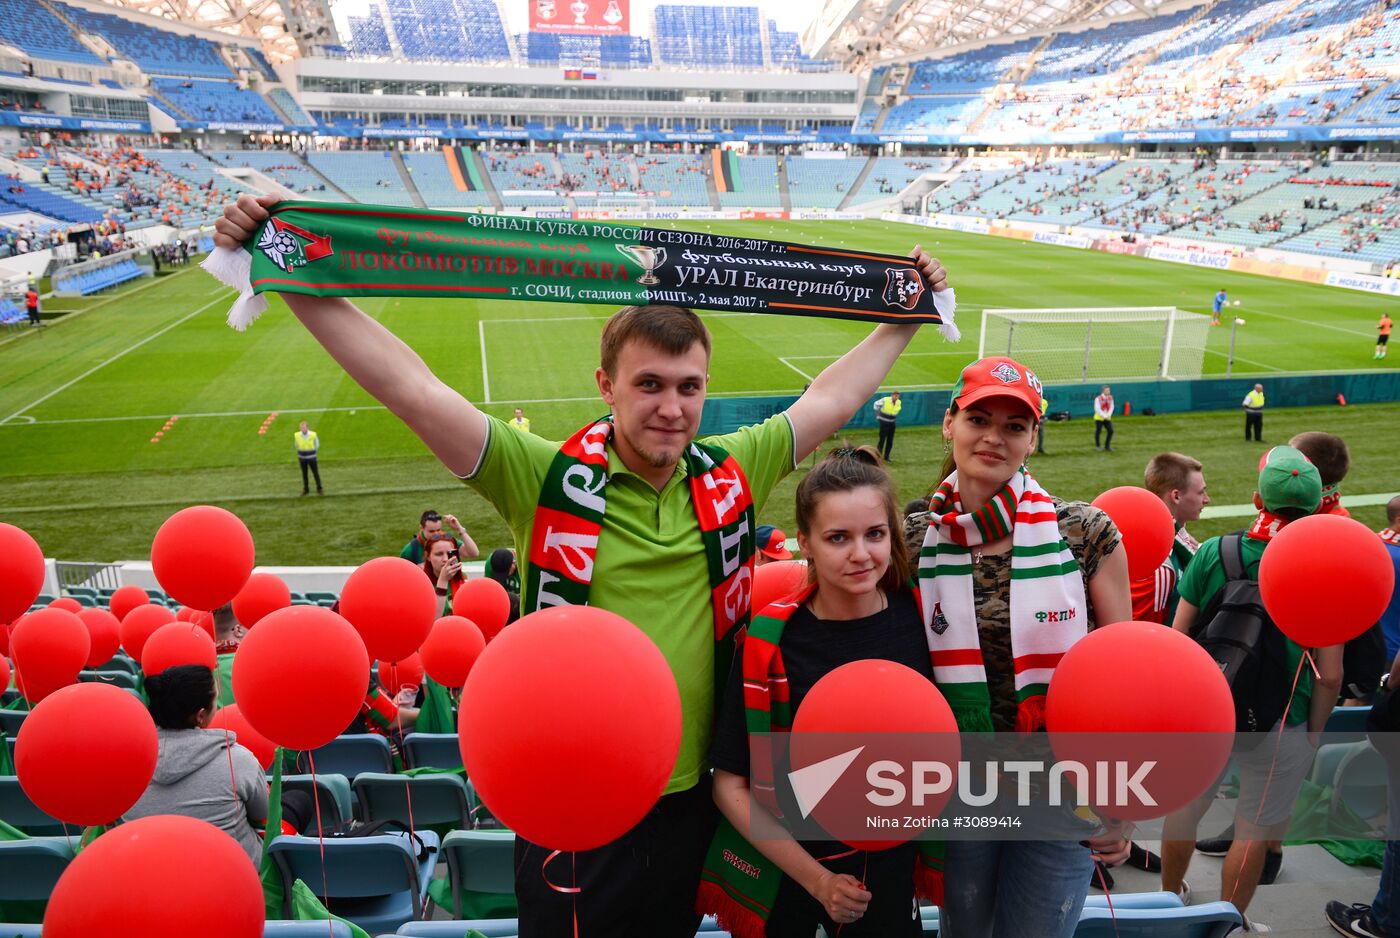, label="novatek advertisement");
[530,0,629,34]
